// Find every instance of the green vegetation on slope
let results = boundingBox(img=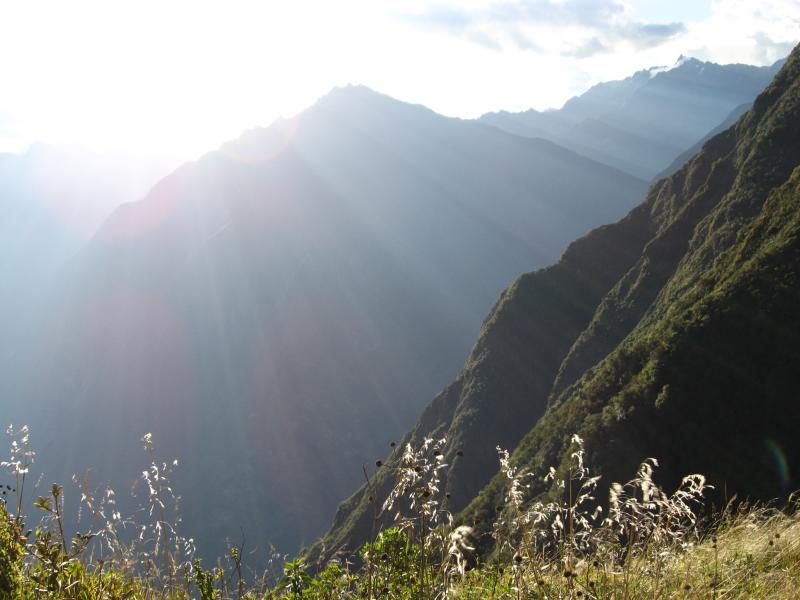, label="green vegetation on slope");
[462,41,800,542]
[313,199,658,562]
[318,42,800,563]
